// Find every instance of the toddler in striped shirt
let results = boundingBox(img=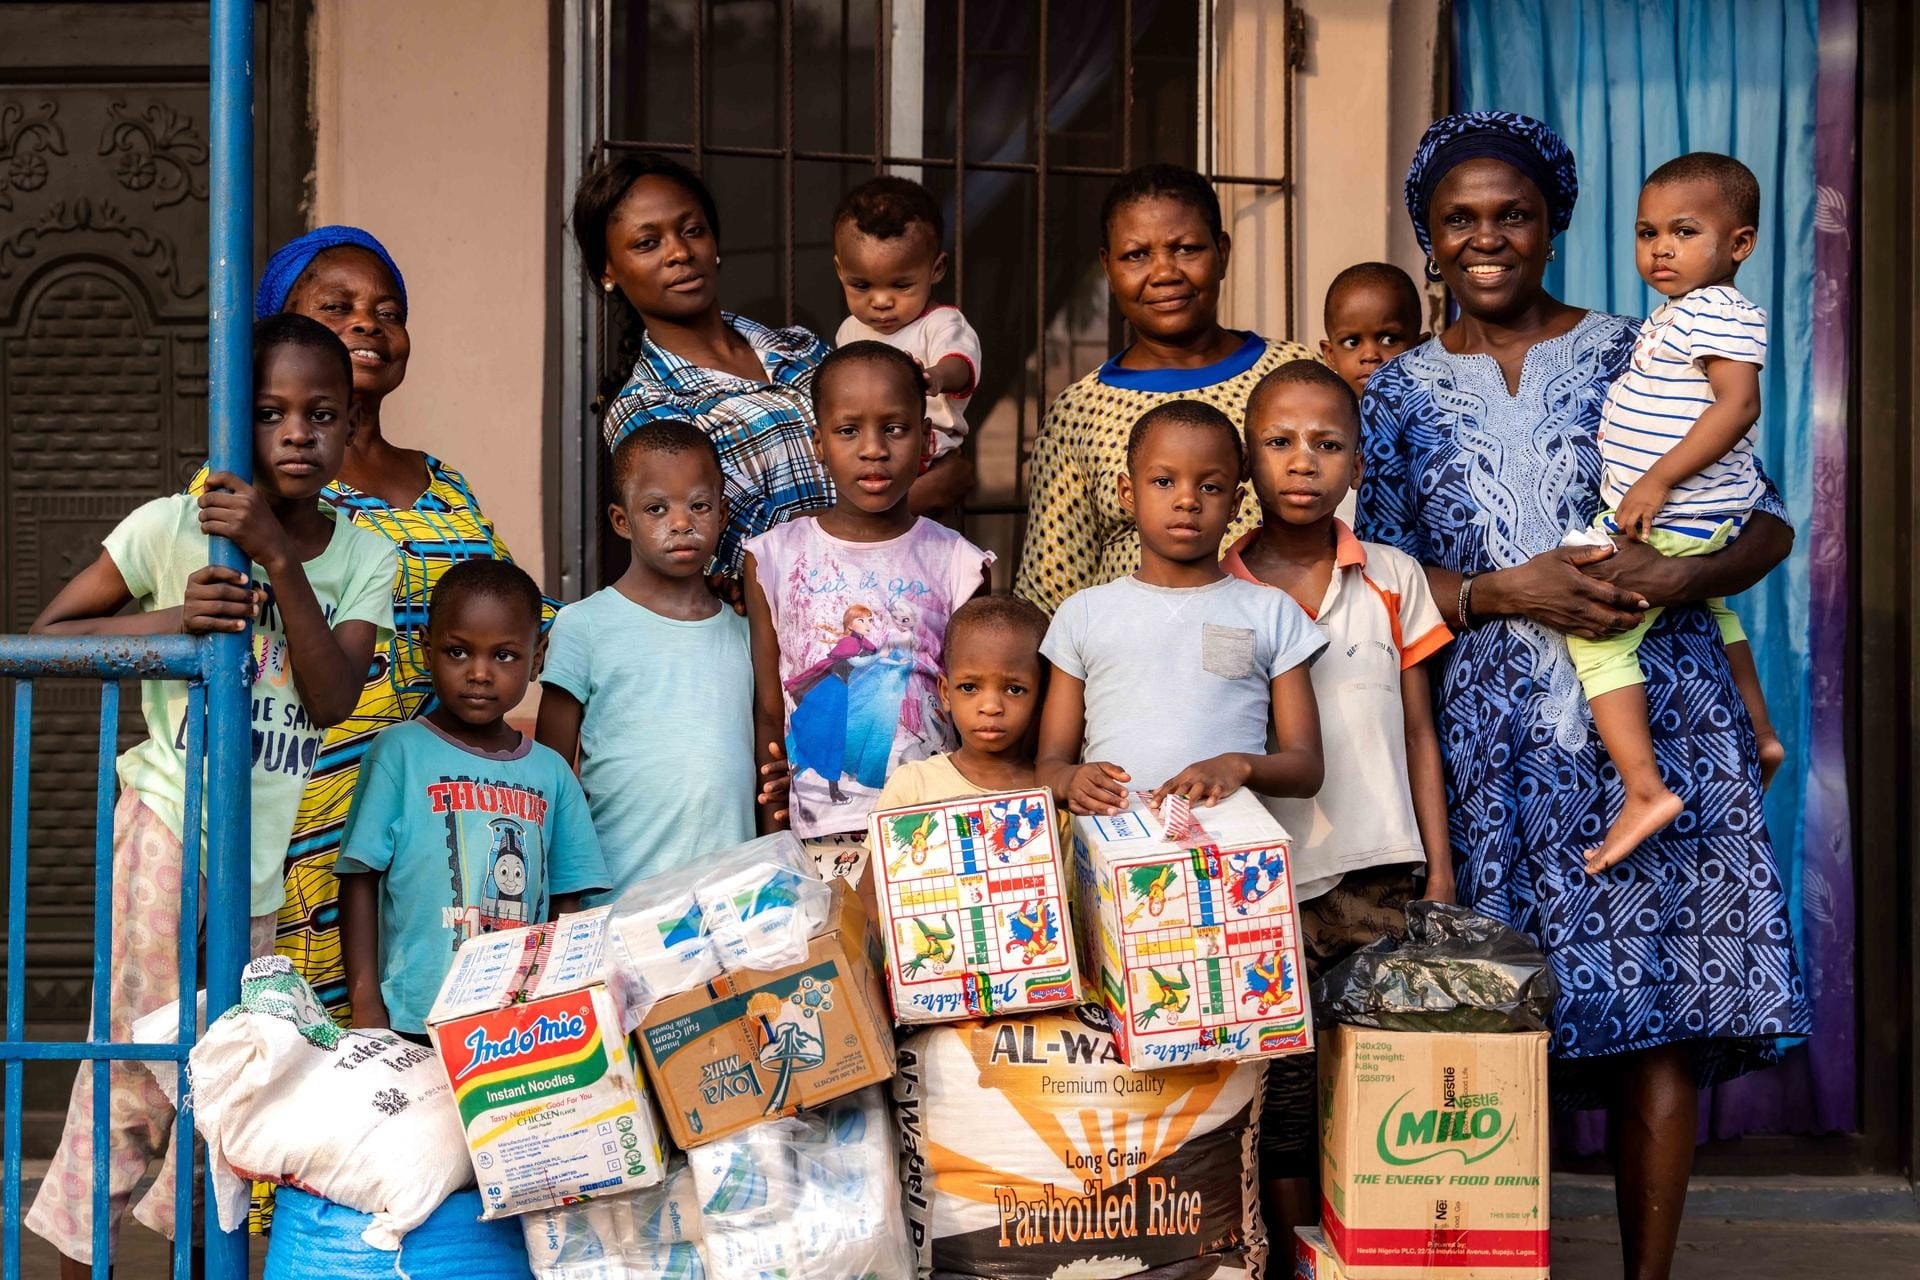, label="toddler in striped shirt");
[1573,152,1781,874]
